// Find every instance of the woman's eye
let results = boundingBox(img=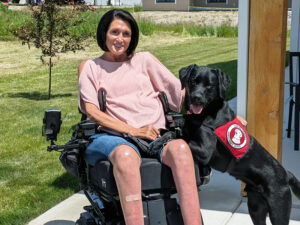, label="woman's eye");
[123,32,131,37]
[111,30,118,35]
